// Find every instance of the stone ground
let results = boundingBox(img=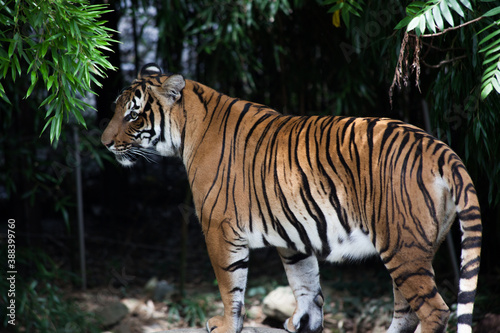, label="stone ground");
[70,281,394,333]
